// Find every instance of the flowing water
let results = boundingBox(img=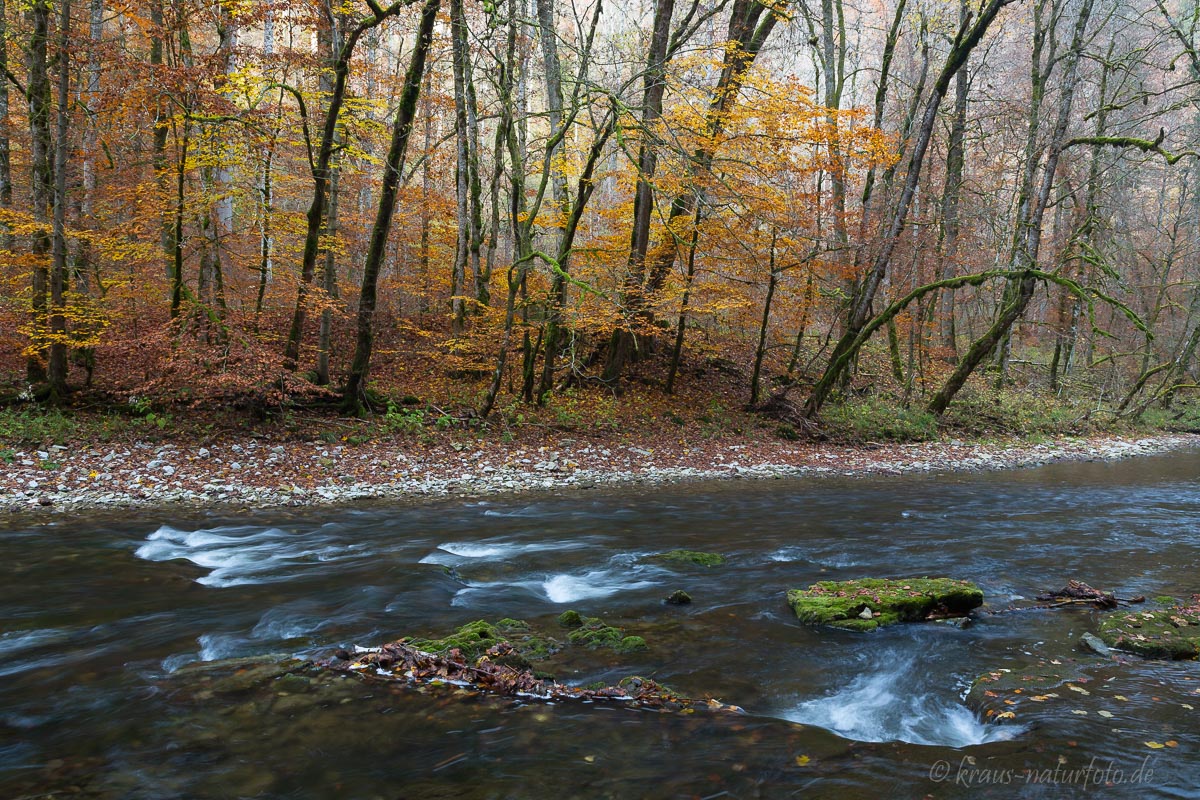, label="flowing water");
[3,450,1200,798]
